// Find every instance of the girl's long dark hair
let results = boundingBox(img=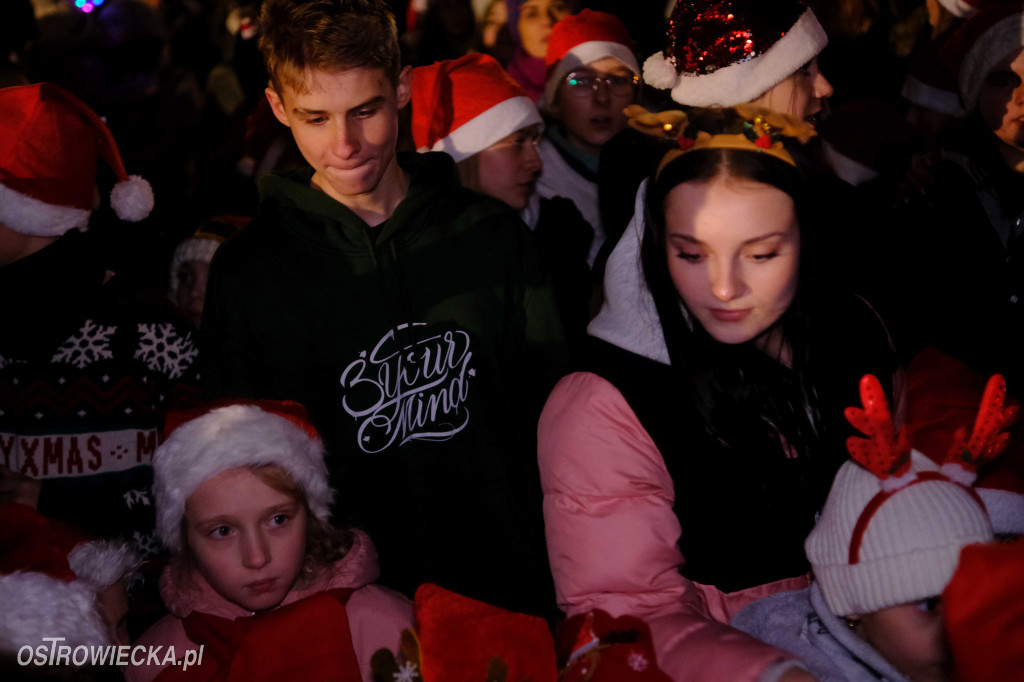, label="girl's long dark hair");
[641,118,828,457]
